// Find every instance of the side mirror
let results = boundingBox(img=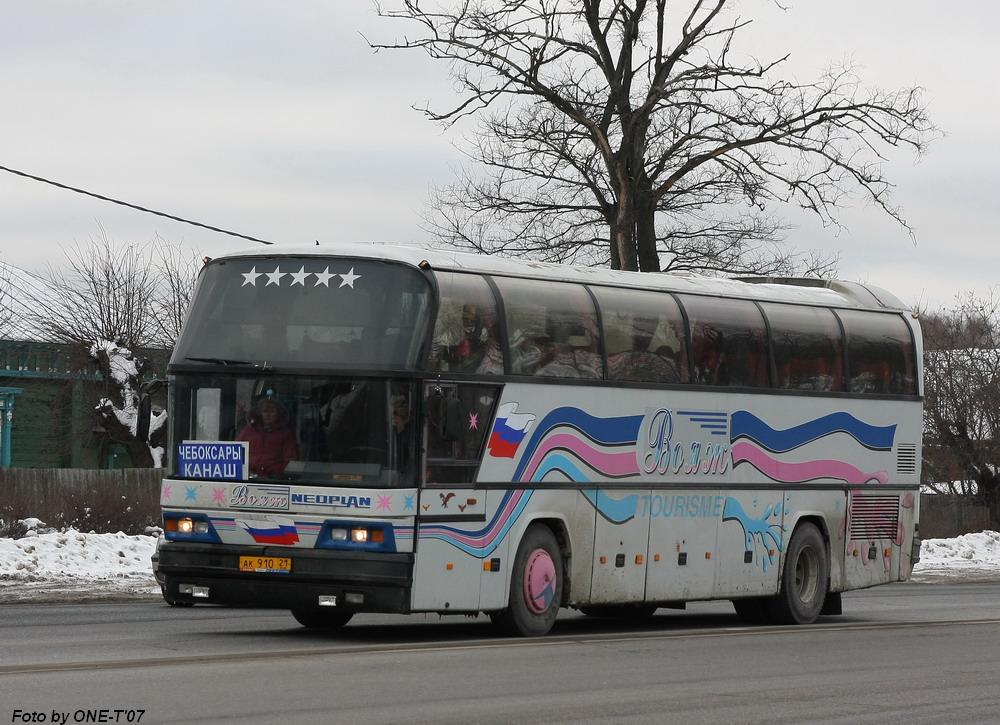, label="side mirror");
[136,396,152,443]
[136,379,167,443]
[425,385,445,436]
[424,384,464,442]
[443,397,465,442]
